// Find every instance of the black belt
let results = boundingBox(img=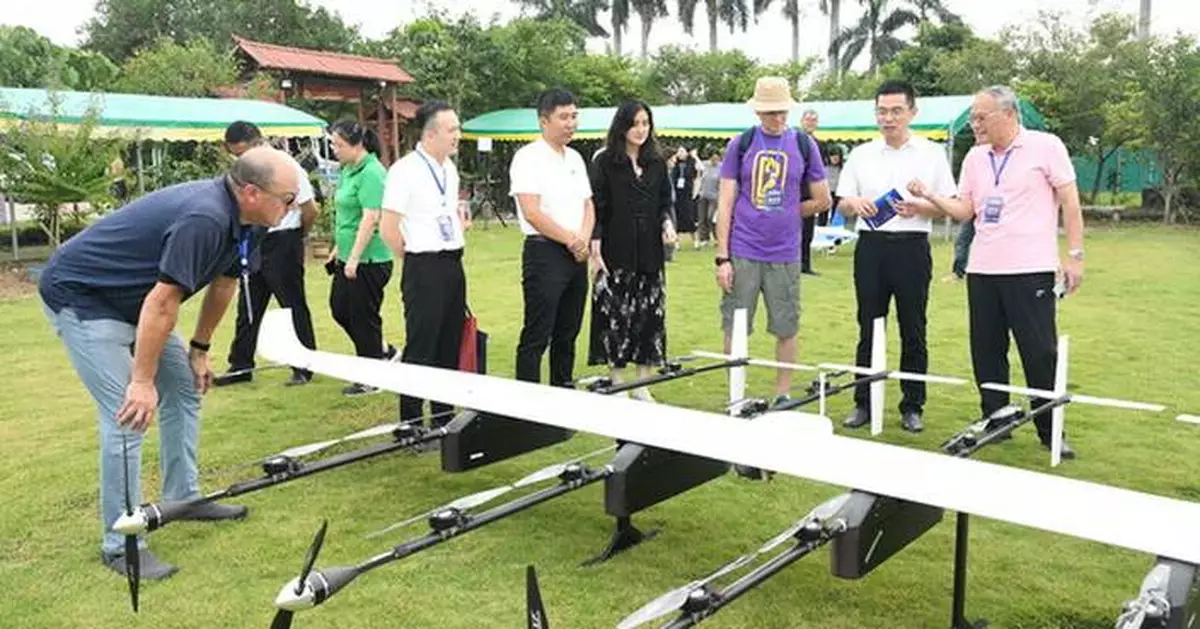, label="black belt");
[859,230,928,242]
